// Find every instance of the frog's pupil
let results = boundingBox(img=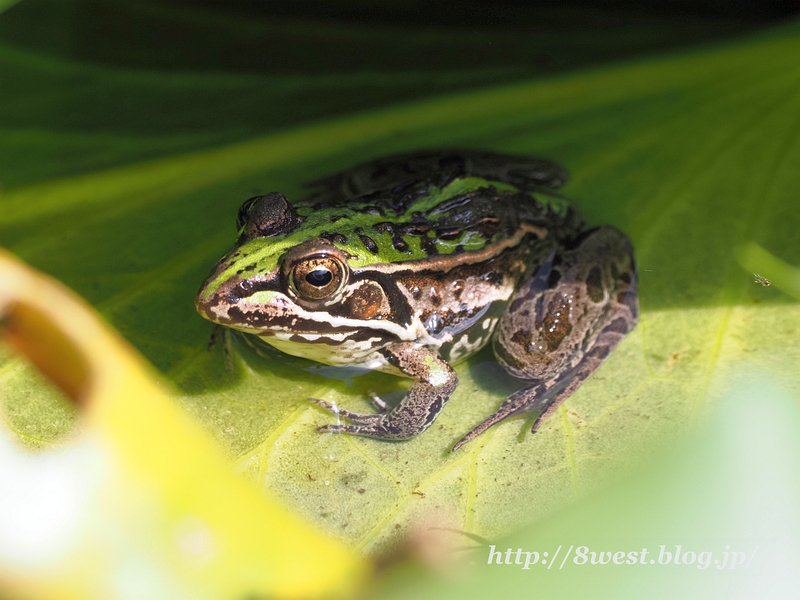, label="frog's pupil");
[306,268,332,287]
